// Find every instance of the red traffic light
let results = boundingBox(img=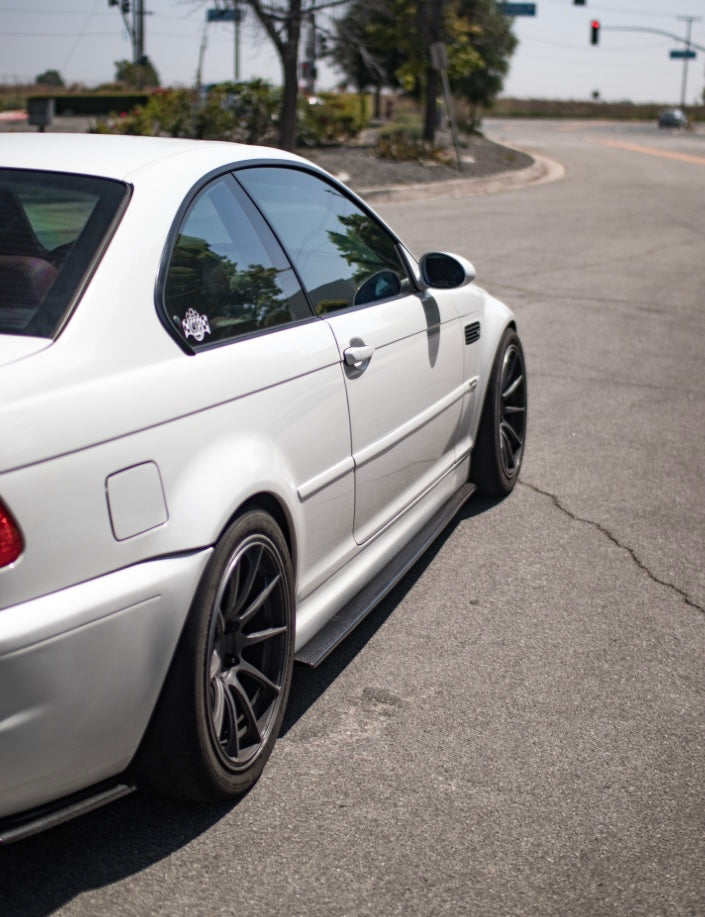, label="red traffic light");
[590,20,600,45]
